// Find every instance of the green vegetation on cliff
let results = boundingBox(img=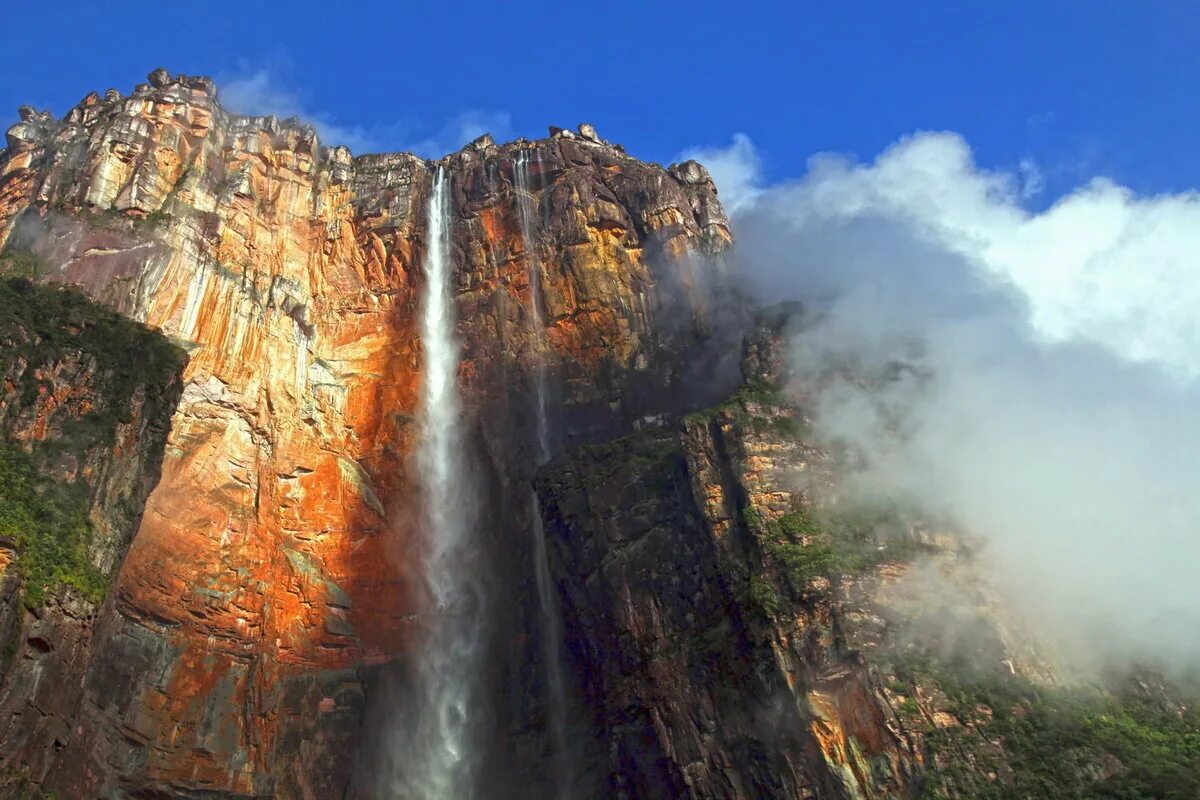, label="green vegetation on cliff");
[686,376,811,439]
[0,767,60,800]
[0,250,41,280]
[691,378,926,615]
[0,275,186,606]
[0,276,186,434]
[900,657,1200,800]
[0,444,104,607]
[743,503,926,599]
[745,507,835,583]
